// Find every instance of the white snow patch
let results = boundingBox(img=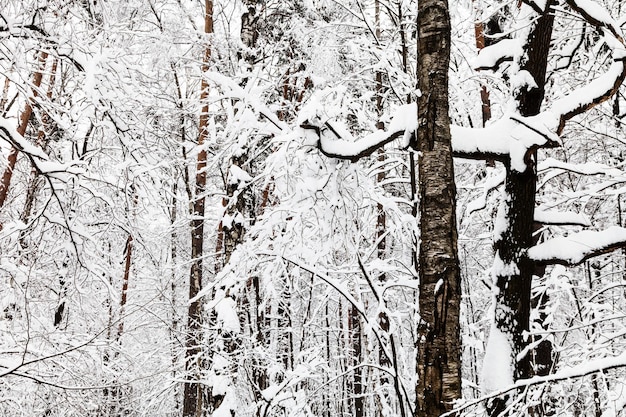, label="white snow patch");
[492,251,520,277]
[434,278,444,295]
[493,201,509,242]
[482,326,515,393]
[227,165,252,186]
[511,70,538,91]
[473,39,523,70]
[215,297,241,334]
[534,207,590,226]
